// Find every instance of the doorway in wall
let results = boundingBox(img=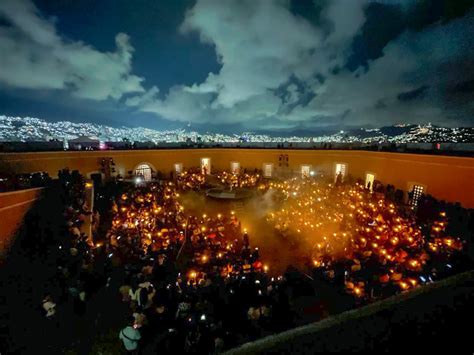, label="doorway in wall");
[174,163,183,174]
[201,158,211,175]
[230,161,240,174]
[334,163,347,182]
[263,163,273,178]
[301,165,311,178]
[135,163,152,181]
[365,173,375,191]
